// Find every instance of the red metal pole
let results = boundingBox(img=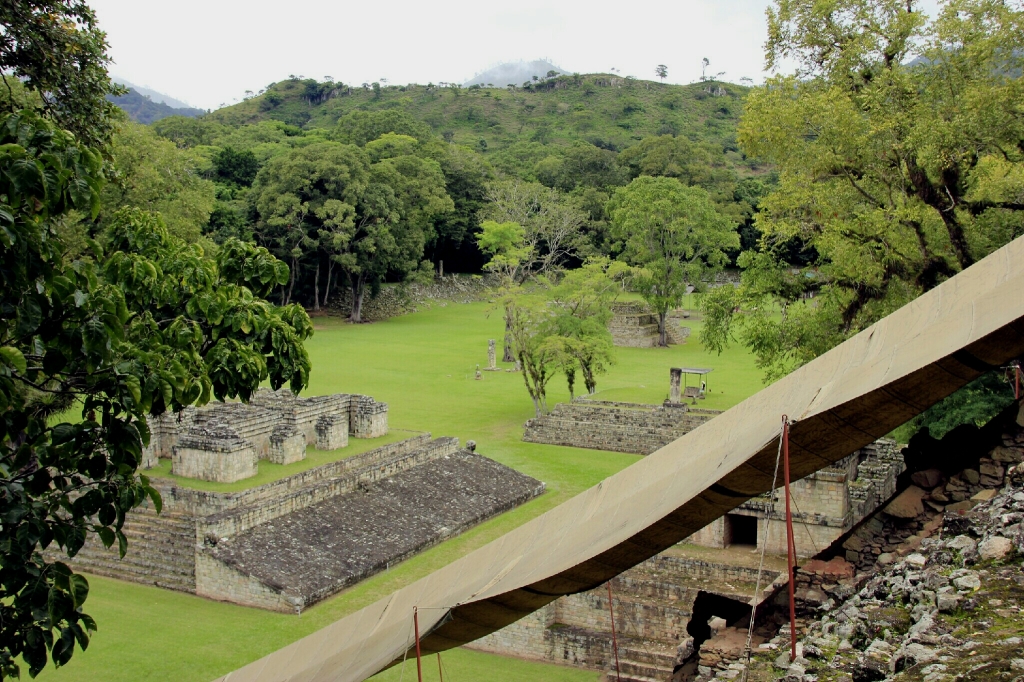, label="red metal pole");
[782,416,797,663]
[607,581,622,682]
[413,606,423,682]
[436,653,443,682]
